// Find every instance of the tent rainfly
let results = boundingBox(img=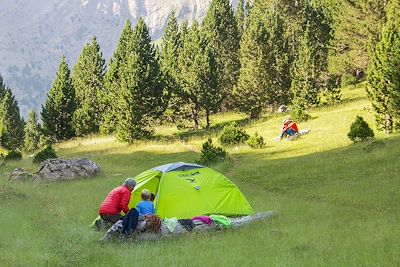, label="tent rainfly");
[129,162,253,219]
